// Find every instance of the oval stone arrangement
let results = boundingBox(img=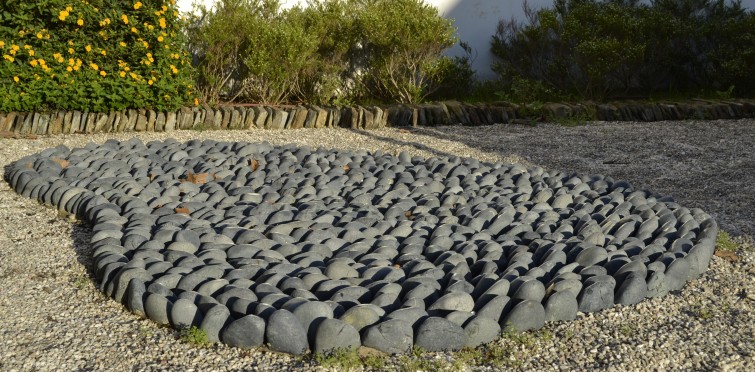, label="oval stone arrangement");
[5,138,718,355]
